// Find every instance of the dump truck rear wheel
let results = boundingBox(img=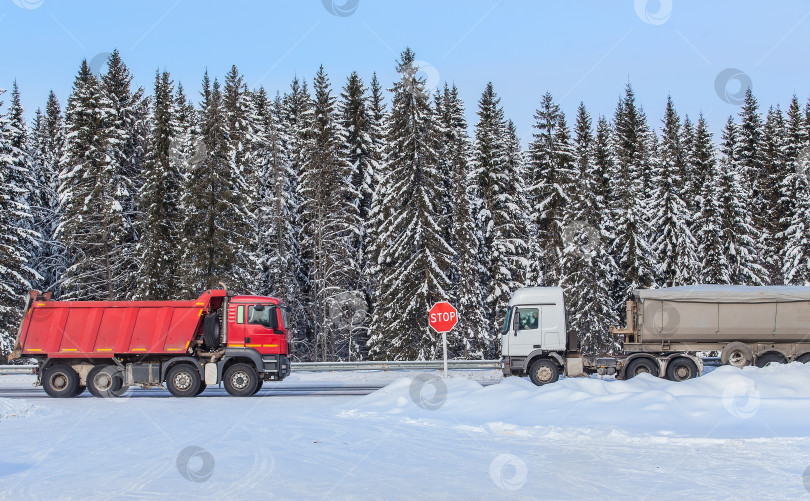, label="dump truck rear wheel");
[797,353,810,363]
[166,364,201,397]
[625,358,659,379]
[755,352,787,367]
[42,364,81,398]
[665,357,698,381]
[721,342,753,368]
[224,363,259,396]
[87,365,128,398]
[528,359,559,386]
